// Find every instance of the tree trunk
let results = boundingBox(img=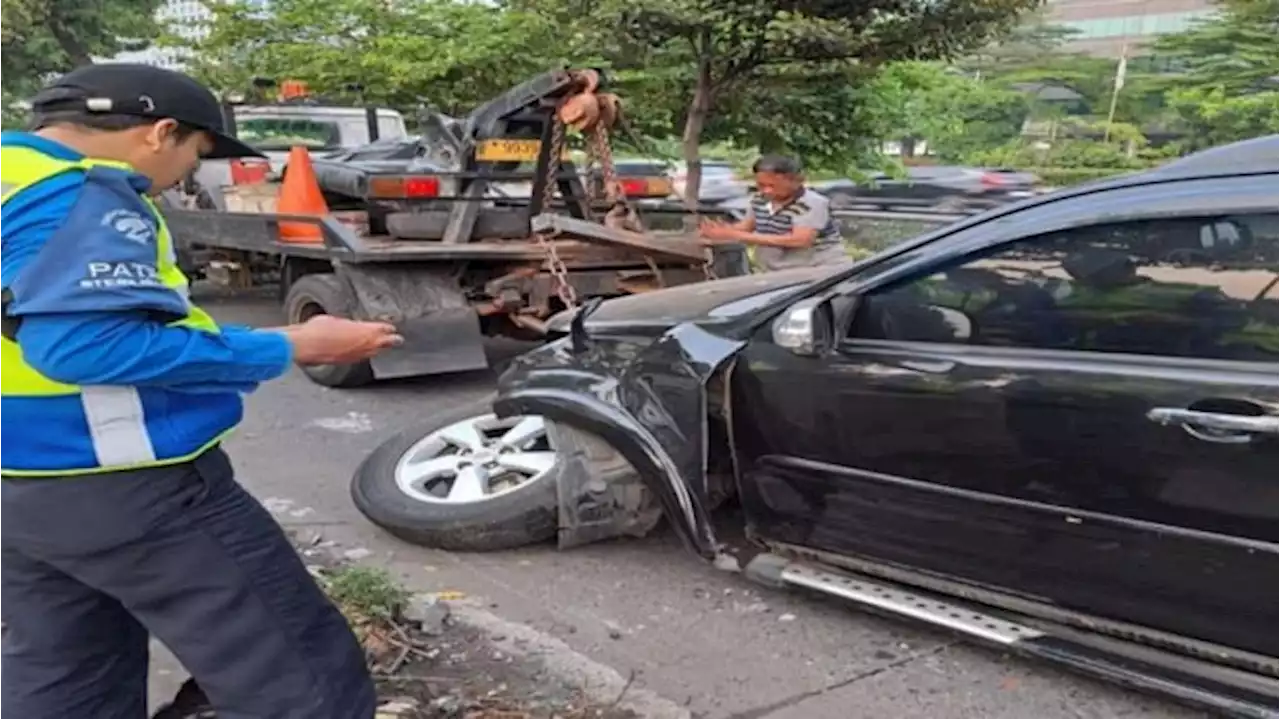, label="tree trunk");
[680,53,714,209]
[47,18,94,67]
